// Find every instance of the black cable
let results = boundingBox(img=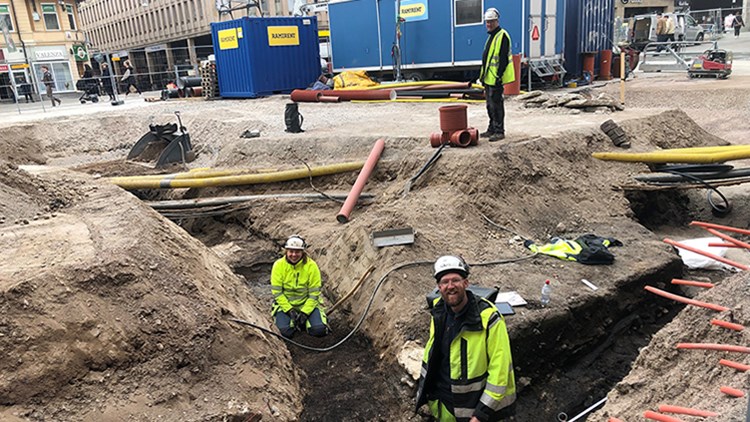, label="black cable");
[651,164,732,217]
[229,254,537,352]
